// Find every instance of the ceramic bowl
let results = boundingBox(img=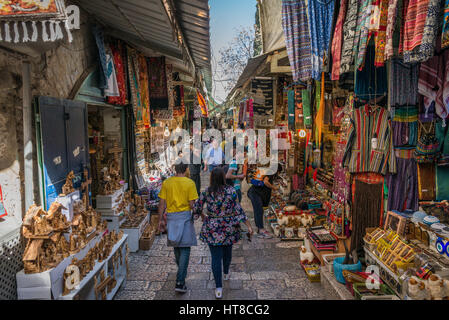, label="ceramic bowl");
[423,215,440,226]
